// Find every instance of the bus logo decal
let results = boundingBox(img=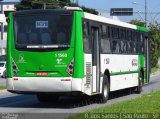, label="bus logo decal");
[36,21,48,28]
[57,59,62,64]
[132,59,138,66]
[18,54,25,63]
[104,58,110,64]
